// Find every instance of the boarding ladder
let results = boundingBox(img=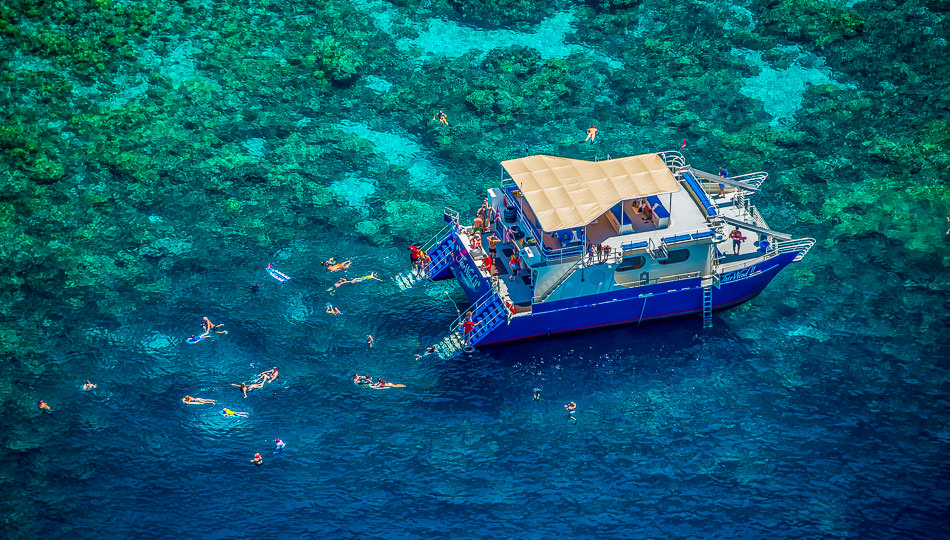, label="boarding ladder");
[393,214,460,292]
[701,276,716,329]
[434,290,509,358]
[648,238,668,261]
